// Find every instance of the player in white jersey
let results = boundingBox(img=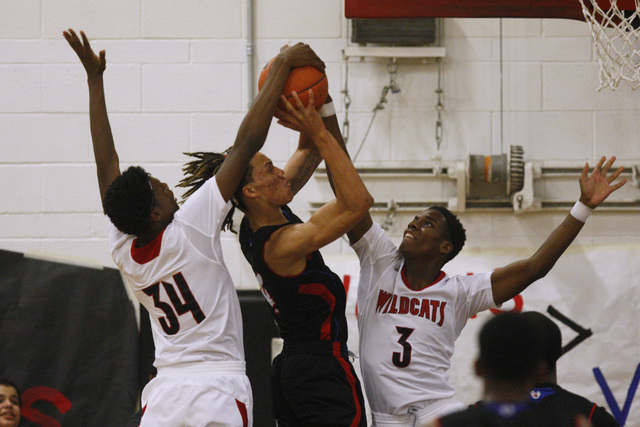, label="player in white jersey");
[63,29,324,426]
[344,154,625,426]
